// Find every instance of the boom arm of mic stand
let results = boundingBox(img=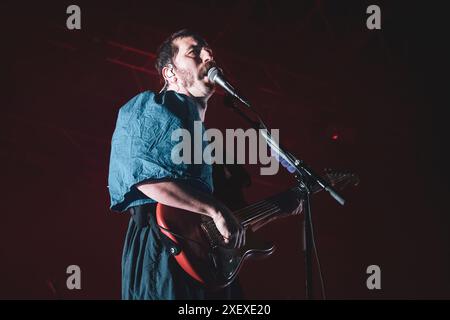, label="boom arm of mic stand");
[260,129,345,206]
[223,92,341,300]
[223,94,345,206]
